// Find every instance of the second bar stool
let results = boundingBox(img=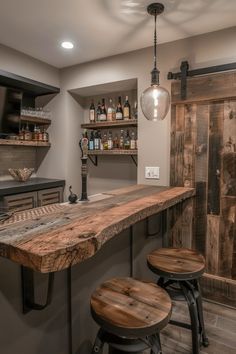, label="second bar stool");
[147,247,209,354]
[90,277,172,354]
